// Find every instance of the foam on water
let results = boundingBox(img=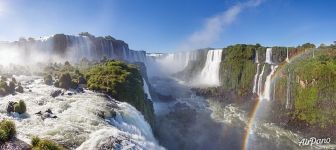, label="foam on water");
[0,75,162,149]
